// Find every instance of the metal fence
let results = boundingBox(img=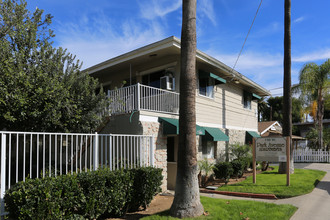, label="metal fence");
[293,149,330,163]
[0,131,154,216]
[108,83,180,115]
